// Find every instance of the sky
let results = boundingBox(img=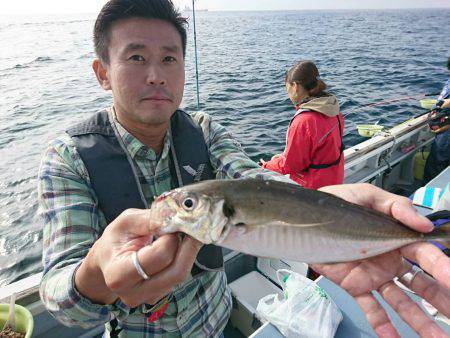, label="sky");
[0,0,449,15]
